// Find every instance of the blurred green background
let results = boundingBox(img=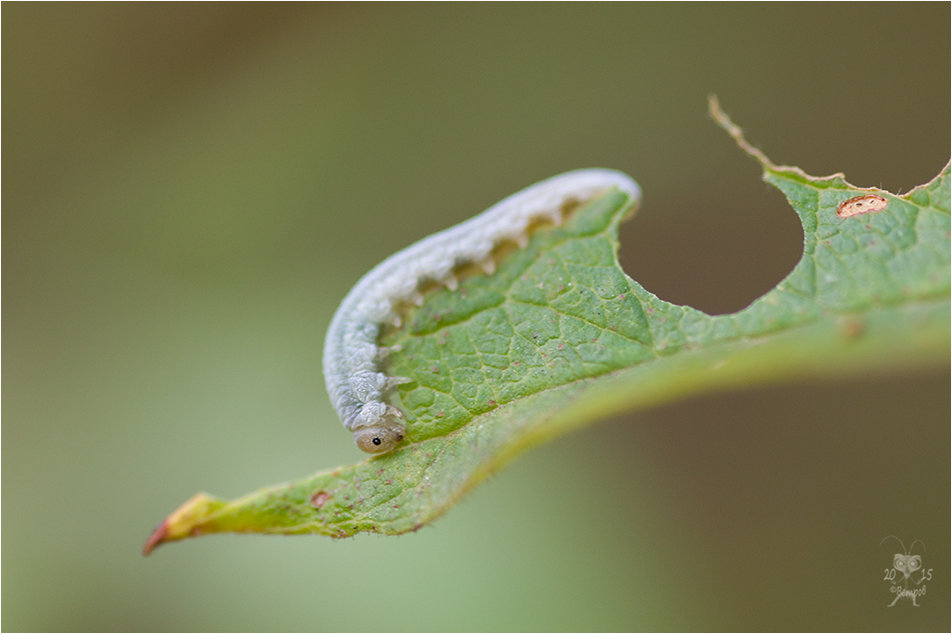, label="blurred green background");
[3,4,949,631]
